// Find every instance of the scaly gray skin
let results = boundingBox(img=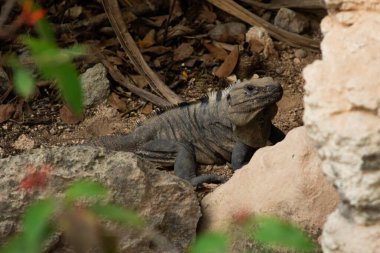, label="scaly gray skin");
[88,77,285,186]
